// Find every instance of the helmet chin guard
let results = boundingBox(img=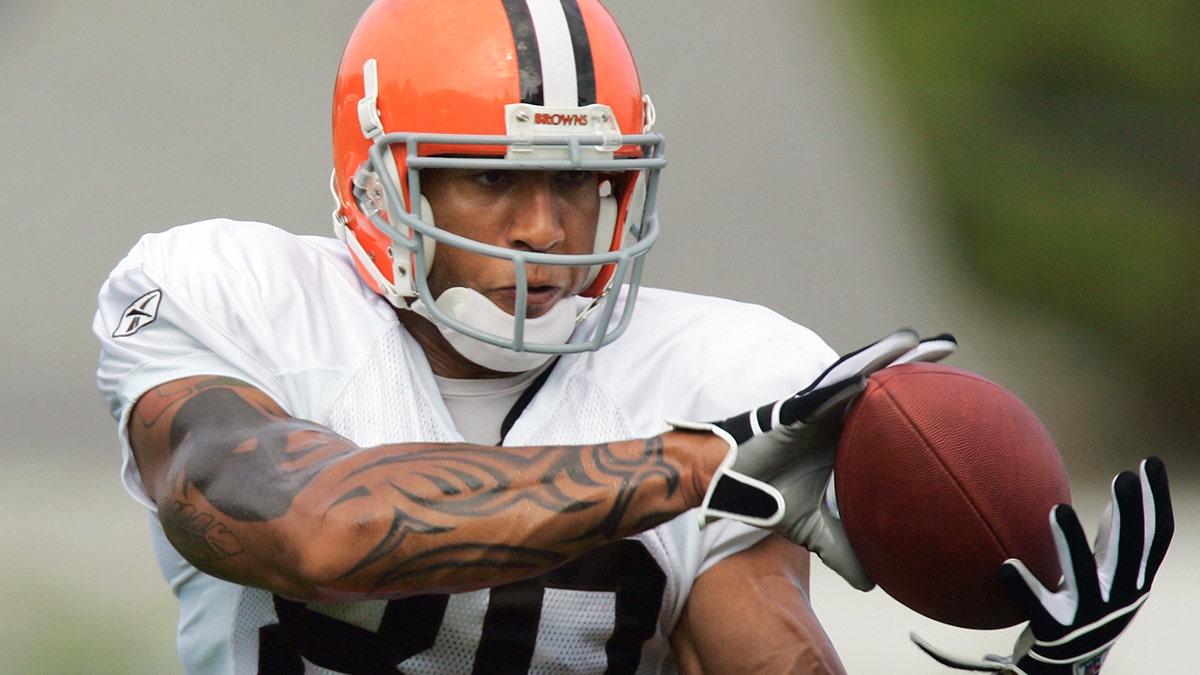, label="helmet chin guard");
[409,288,578,372]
